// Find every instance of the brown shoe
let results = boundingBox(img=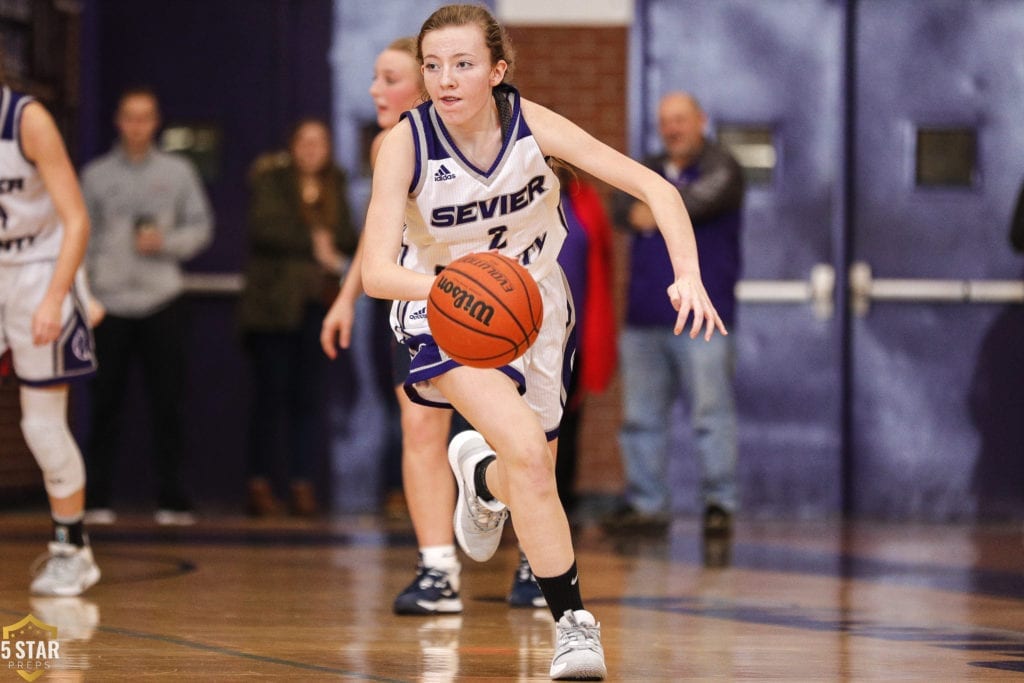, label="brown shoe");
[246,478,282,517]
[289,480,319,517]
[383,489,409,521]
